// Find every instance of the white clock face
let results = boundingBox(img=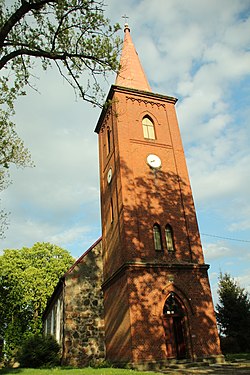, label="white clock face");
[147,154,162,169]
[107,168,112,183]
